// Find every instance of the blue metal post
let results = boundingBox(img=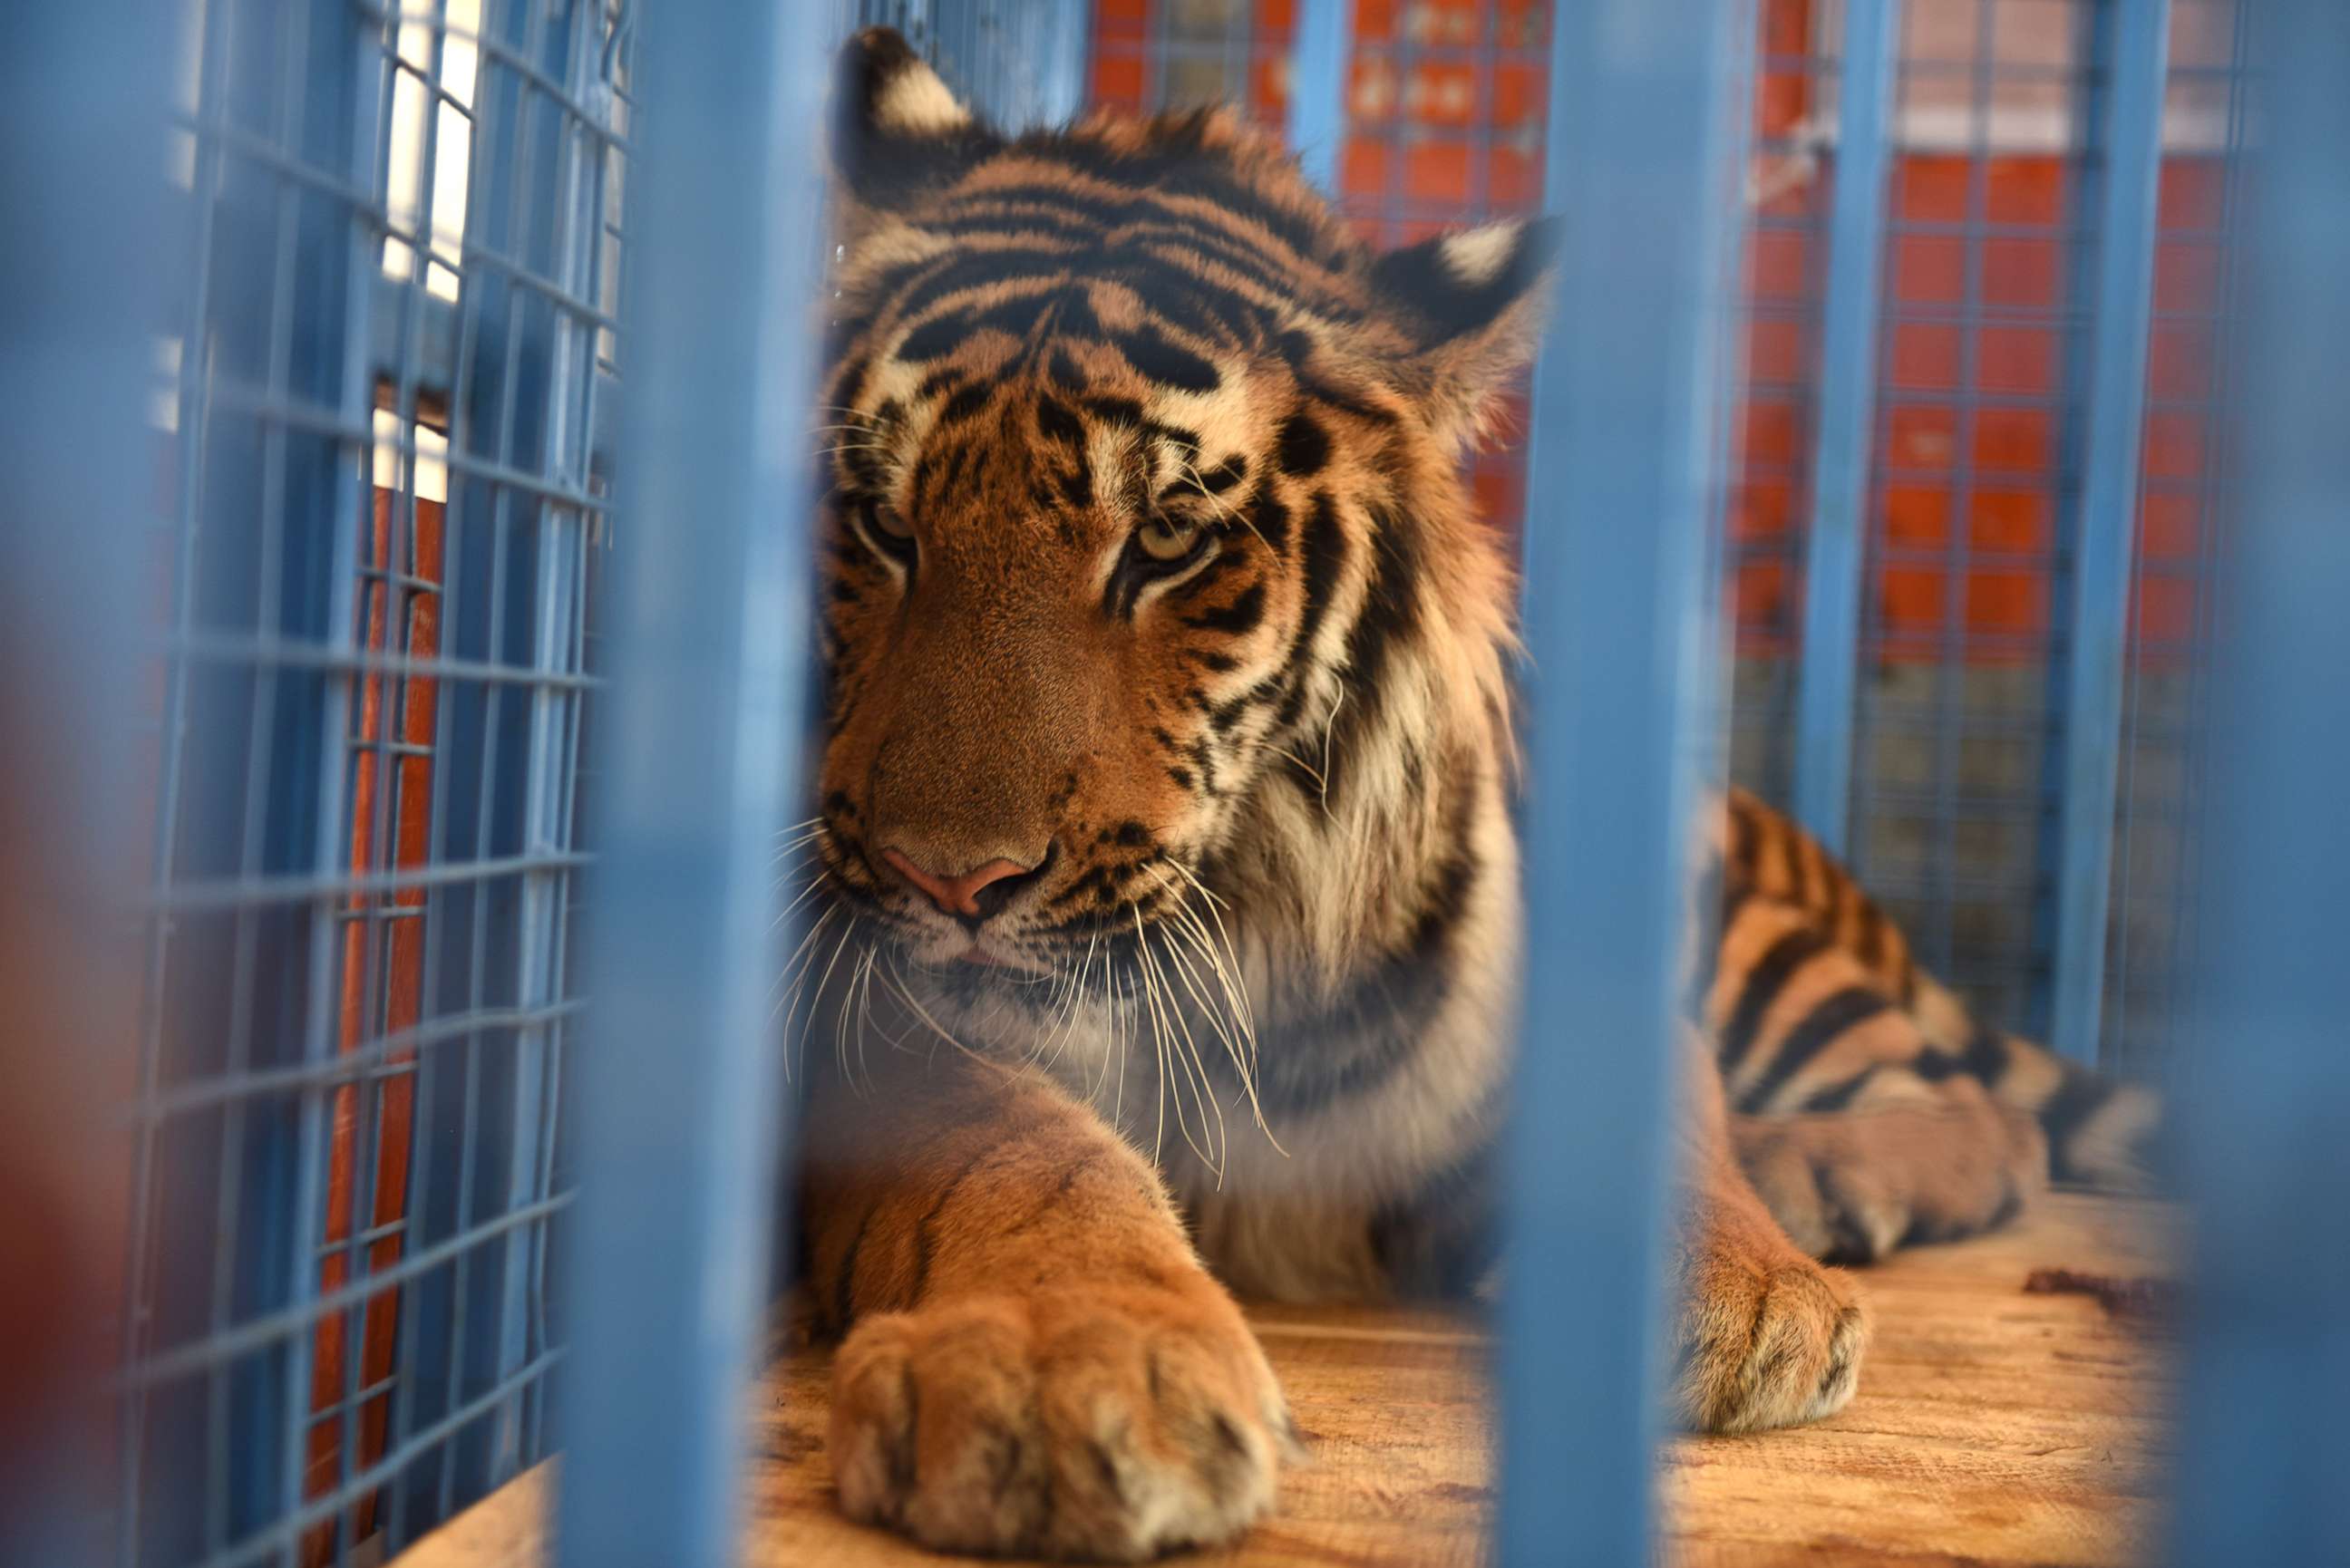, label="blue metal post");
[2046,0,2172,1063]
[553,0,825,1563]
[923,0,1093,129]
[1028,0,1095,127]
[2168,1,2350,1559]
[1497,0,1747,1563]
[0,5,173,1565]
[1286,0,1351,193]
[1792,0,1901,855]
